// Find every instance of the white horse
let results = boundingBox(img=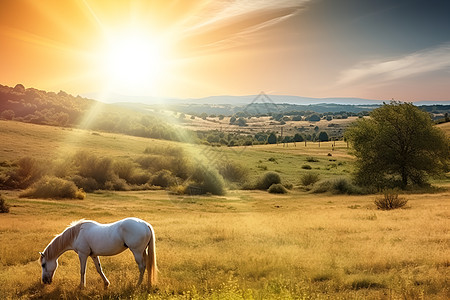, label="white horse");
[39,217,157,288]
